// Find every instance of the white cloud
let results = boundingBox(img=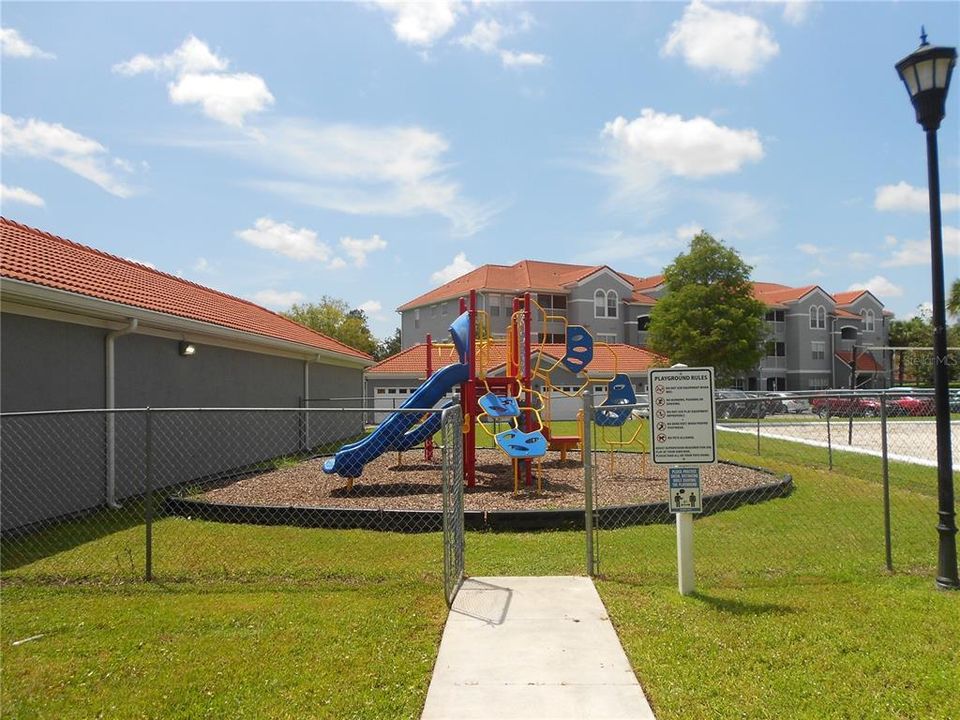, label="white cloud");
[782,1,814,26]
[675,223,702,242]
[0,183,45,207]
[236,217,345,266]
[602,110,763,179]
[699,190,778,240]
[240,118,498,236]
[1,27,55,59]
[192,257,210,272]
[114,36,273,127]
[112,35,227,76]
[358,299,387,321]
[848,275,903,299]
[848,251,873,264]
[875,181,960,213]
[458,18,503,53]
[574,230,688,265]
[374,1,463,47]
[168,72,274,127]
[881,227,959,267]
[500,50,546,68]
[1,115,136,197]
[458,17,547,68]
[252,289,305,309]
[797,243,821,256]
[662,0,779,79]
[431,252,475,284]
[884,234,898,247]
[807,268,826,278]
[340,234,387,267]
